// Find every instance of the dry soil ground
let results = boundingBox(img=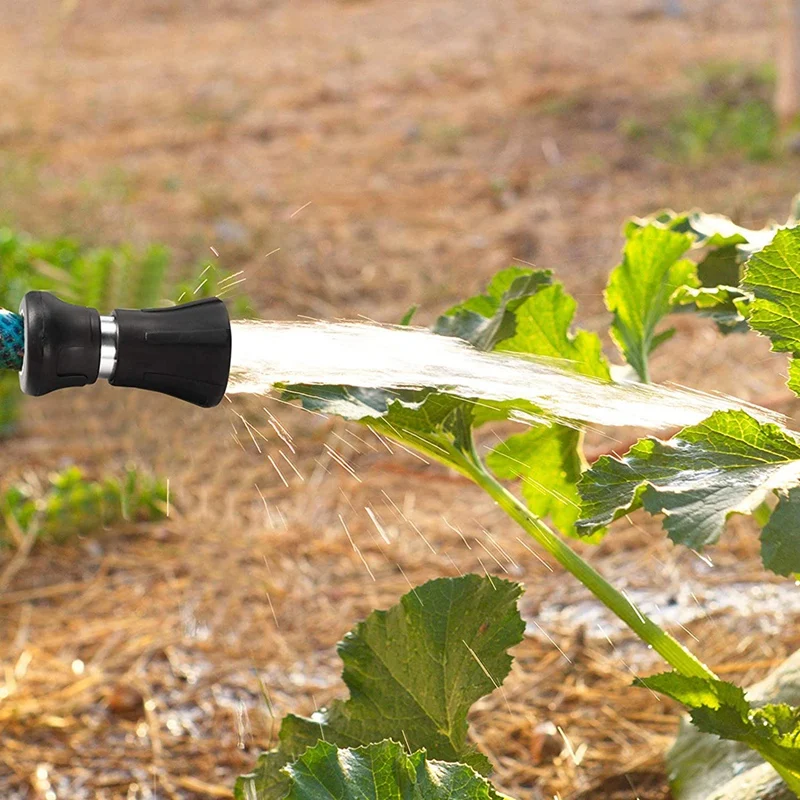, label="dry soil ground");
[2,1,800,798]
